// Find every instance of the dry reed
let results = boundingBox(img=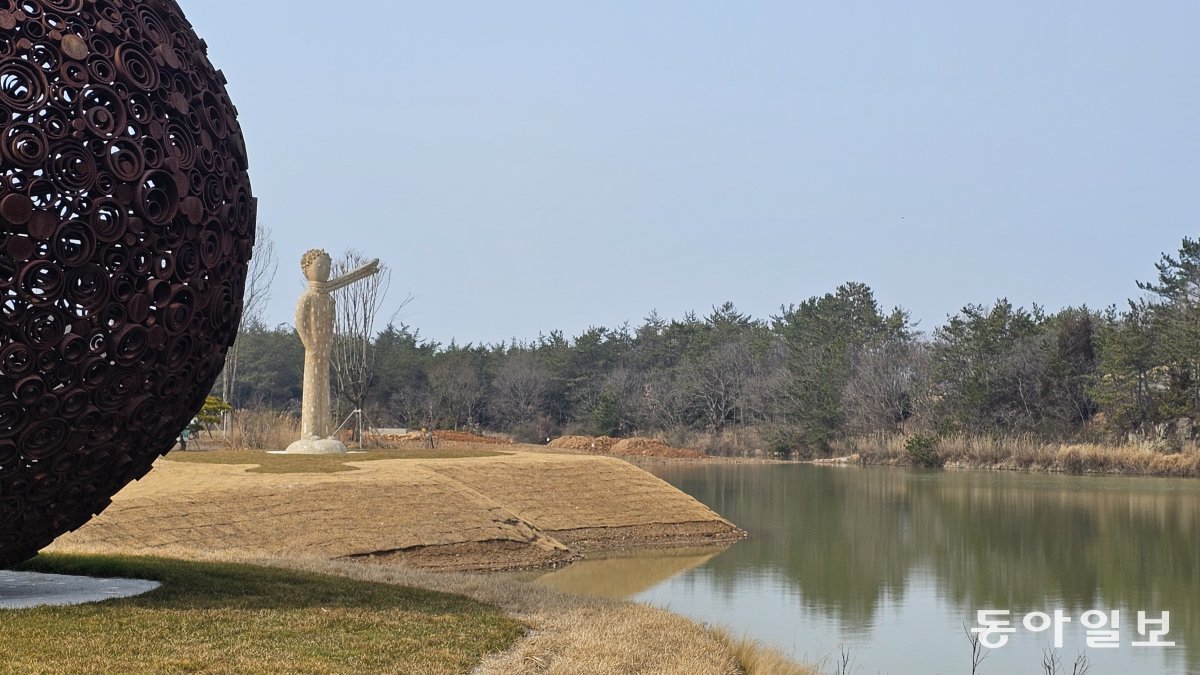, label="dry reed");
[725,634,821,675]
[221,409,300,450]
[832,433,1200,477]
